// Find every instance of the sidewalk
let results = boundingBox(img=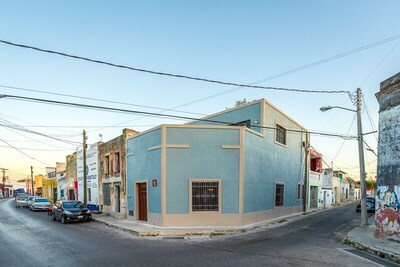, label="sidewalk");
[344,216,400,264]
[91,207,327,238]
[93,206,400,263]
